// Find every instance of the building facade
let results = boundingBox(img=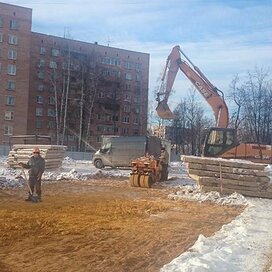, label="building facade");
[0,2,149,150]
